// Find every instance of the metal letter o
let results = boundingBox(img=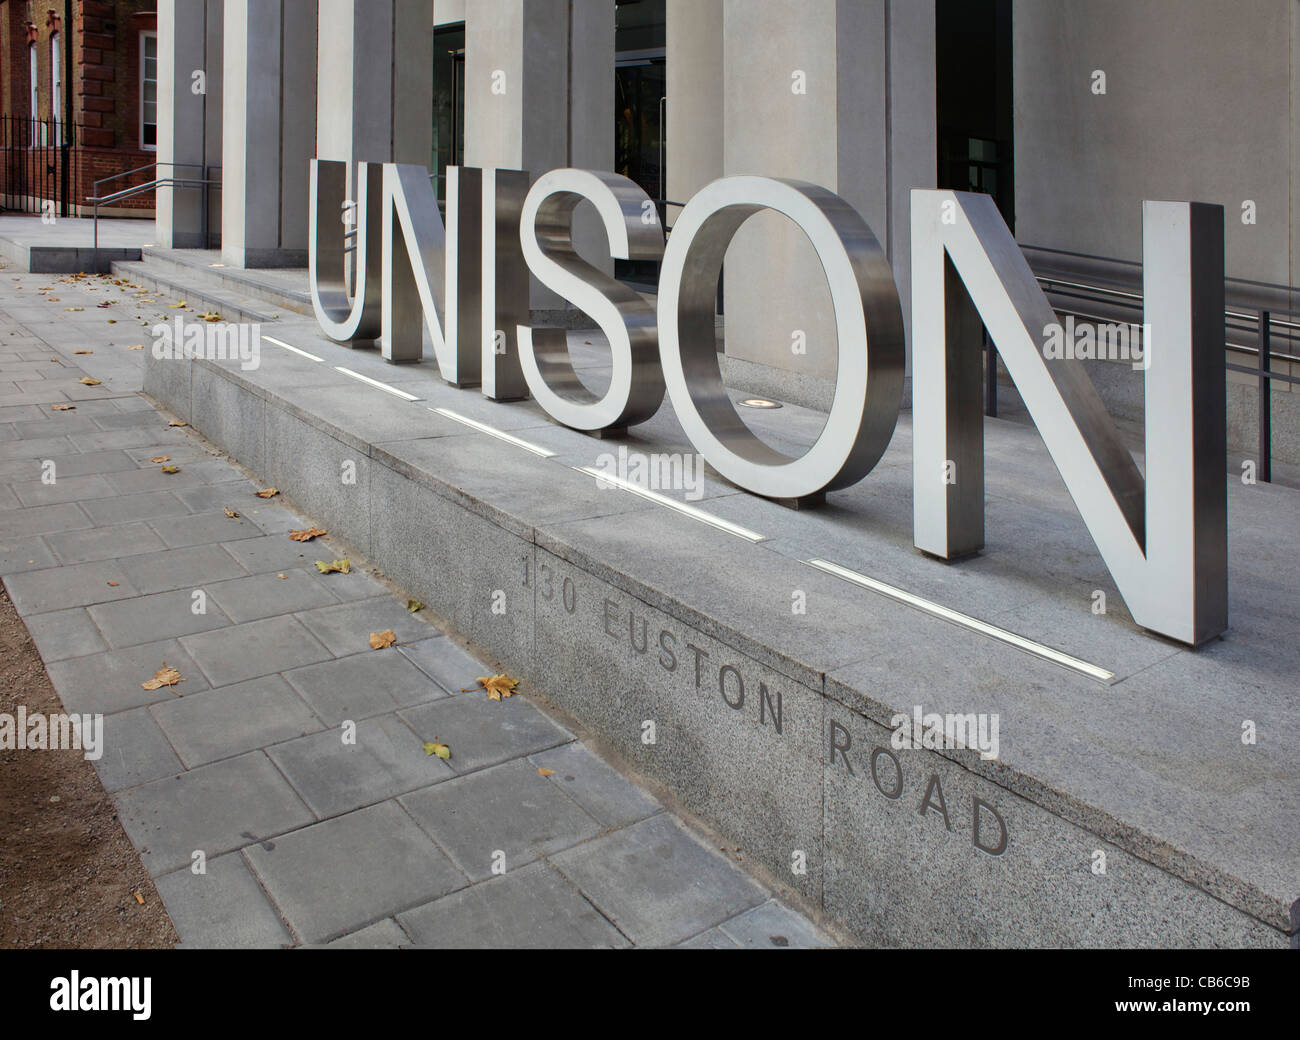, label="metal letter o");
[658,177,905,500]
